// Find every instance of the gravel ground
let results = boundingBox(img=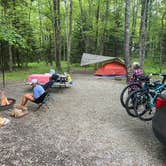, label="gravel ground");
[0,73,166,166]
